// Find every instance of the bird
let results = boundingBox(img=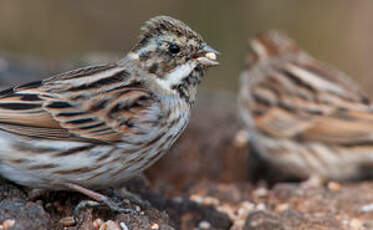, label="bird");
[239,30,373,182]
[0,16,219,212]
